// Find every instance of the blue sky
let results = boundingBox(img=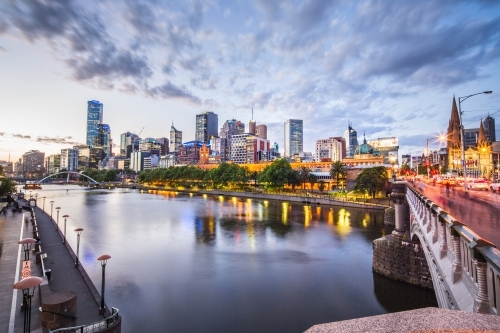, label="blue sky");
[1,0,499,162]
